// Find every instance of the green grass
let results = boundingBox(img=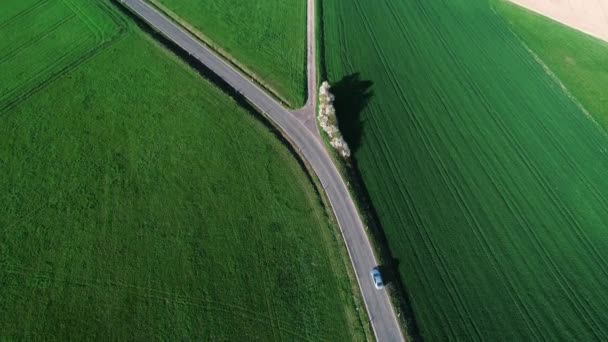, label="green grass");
[0,0,365,339]
[153,0,306,108]
[495,0,608,131]
[322,0,608,339]
[0,0,121,110]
